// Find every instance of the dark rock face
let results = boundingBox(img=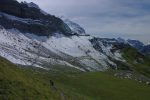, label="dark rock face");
[90,38,147,54]
[90,37,130,53]
[0,0,72,36]
[0,0,20,17]
[89,38,103,53]
[0,0,45,19]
